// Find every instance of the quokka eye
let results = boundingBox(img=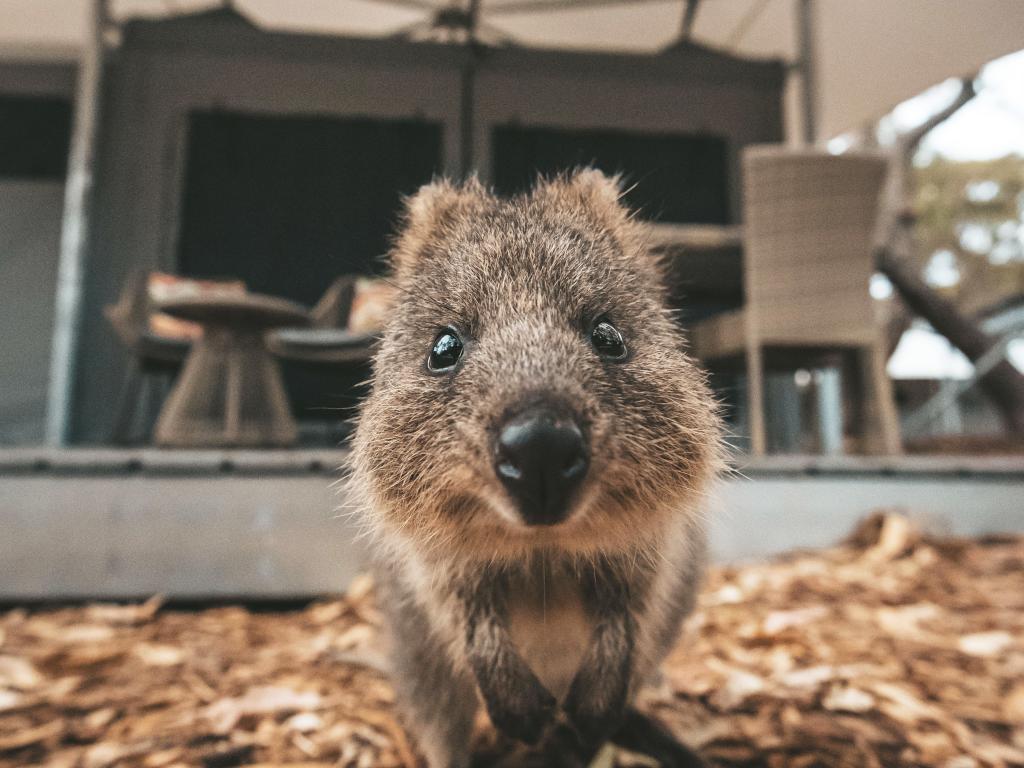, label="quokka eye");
[590,317,628,361]
[427,328,464,372]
